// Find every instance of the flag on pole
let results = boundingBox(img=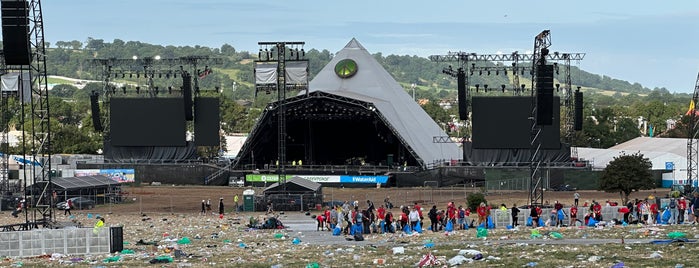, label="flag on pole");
[686,100,695,116]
